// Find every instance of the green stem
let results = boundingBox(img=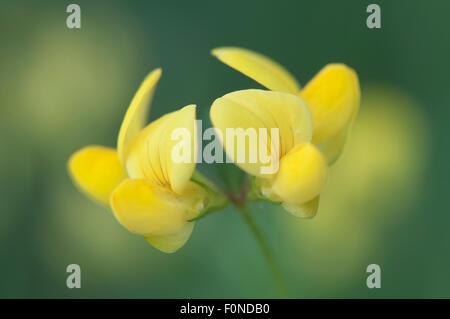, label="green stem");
[236,204,288,298]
